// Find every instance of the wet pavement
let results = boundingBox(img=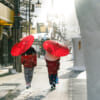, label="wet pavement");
[0,54,87,100]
